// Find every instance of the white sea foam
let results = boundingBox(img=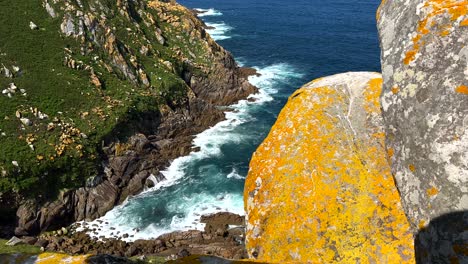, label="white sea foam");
[227,168,245,180]
[77,192,244,242]
[194,8,223,17]
[205,22,232,41]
